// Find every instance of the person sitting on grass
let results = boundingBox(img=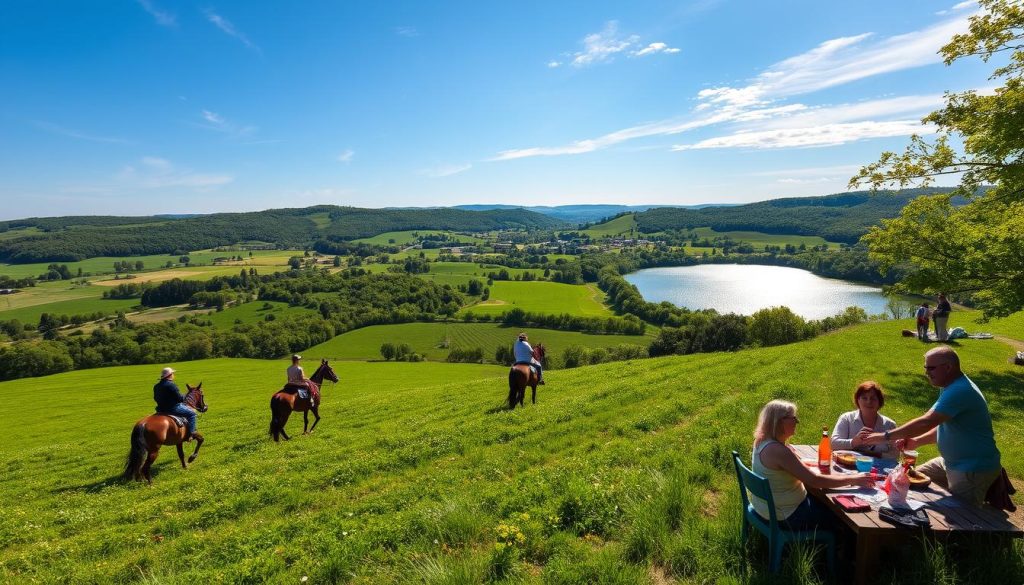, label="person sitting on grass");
[831,381,898,457]
[751,400,875,530]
